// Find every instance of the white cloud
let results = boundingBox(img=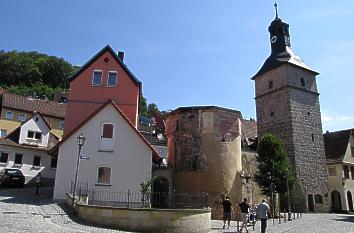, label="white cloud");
[321,111,354,132]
